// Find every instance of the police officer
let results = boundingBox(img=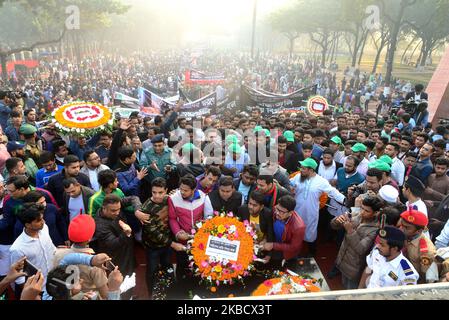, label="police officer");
[399,209,438,283]
[359,226,419,288]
